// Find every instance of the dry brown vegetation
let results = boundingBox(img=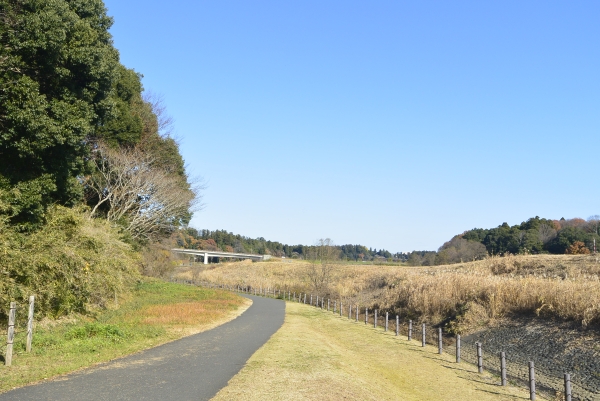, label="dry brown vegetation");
[175,254,600,334]
[141,299,250,328]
